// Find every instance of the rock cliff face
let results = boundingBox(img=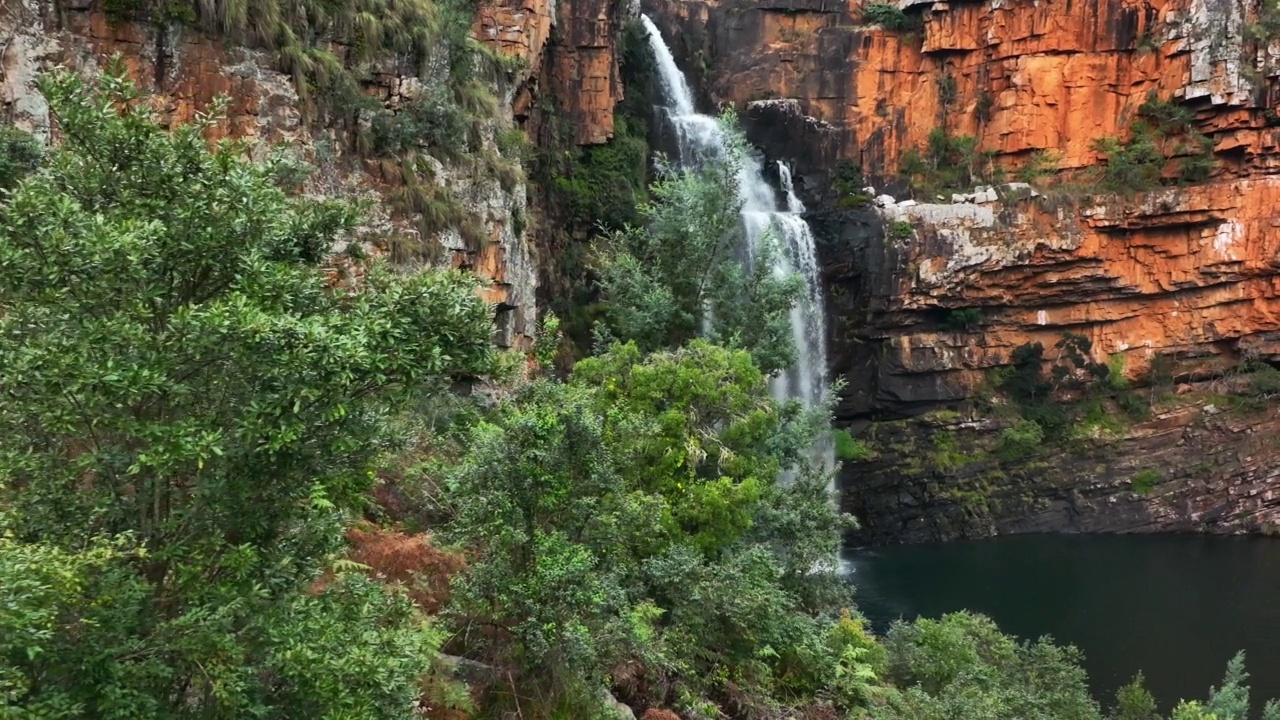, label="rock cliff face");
[645,0,1280,541]
[1,0,631,350]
